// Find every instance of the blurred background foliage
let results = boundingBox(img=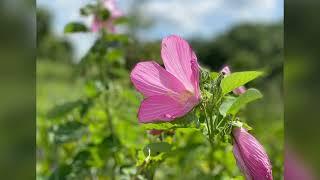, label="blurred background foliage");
[36,2,283,179]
